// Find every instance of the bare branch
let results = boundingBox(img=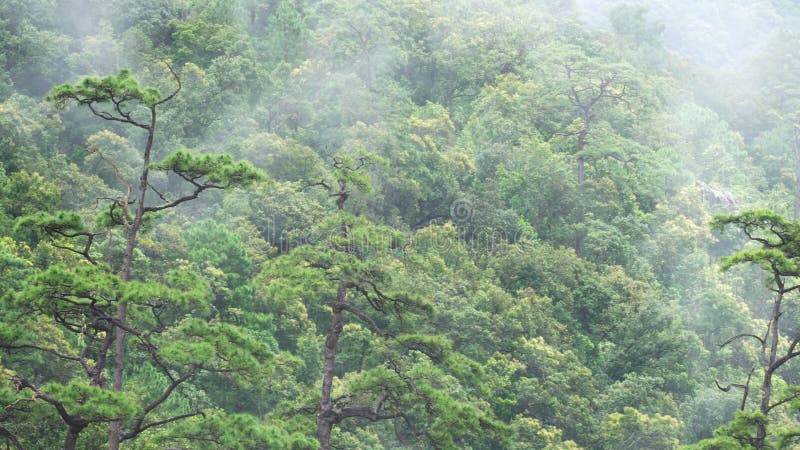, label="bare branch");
[334,302,393,338]
[148,182,169,202]
[766,389,800,414]
[87,325,114,387]
[713,378,747,392]
[48,228,101,265]
[783,284,800,293]
[155,61,182,106]
[144,183,223,213]
[769,347,800,375]
[86,102,150,130]
[123,366,199,440]
[142,366,198,416]
[122,410,203,441]
[306,180,333,194]
[719,333,766,348]
[88,146,133,193]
